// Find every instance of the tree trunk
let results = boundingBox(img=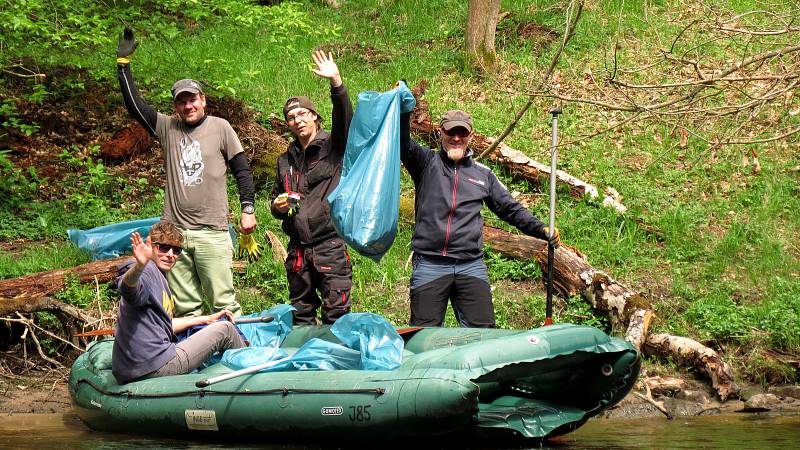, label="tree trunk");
[466,0,501,72]
[644,333,739,401]
[0,256,127,299]
[482,226,651,344]
[482,225,738,400]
